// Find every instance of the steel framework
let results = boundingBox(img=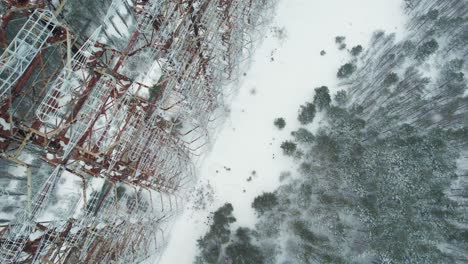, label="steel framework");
[0,9,57,98]
[0,0,277,262]
[35,27,102,125]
